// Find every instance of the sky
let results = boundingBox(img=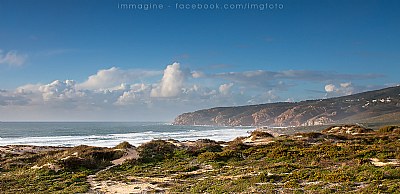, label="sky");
[0,0,399,121]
